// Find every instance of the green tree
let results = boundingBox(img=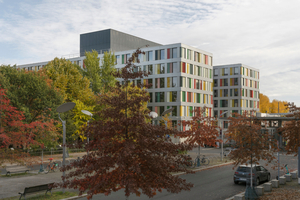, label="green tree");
[83,51,117,94]
[43,58,95,105]
[43,58,95,142]
[0,65,63,124]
